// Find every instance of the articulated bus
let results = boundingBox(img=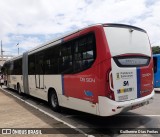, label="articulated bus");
[153,54,160,89]
[3,23,154,116]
